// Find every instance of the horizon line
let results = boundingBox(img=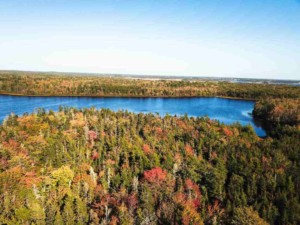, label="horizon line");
[0,69,299,82]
